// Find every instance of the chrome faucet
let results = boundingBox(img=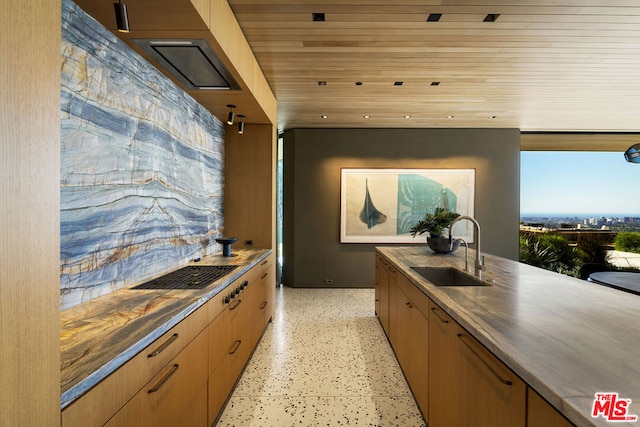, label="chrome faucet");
[456,238,469,272]
[449,215,485,279]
